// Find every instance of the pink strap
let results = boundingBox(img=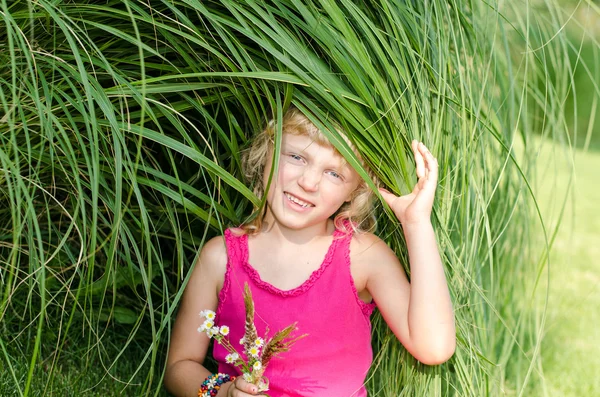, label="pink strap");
[216,229,238,320]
